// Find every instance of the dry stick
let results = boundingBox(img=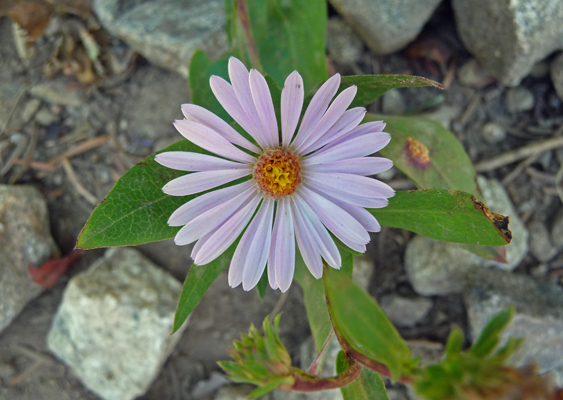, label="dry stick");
[0,86,26,138]
[501,154,539,186]
[61,158,99,206]
[10,359,45,386]
[236,0,264,73]
[555,164,563,203]
[458,92,481,127]
[0,134,27,177]
[10,124,39,184]
[474,136,563,172]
